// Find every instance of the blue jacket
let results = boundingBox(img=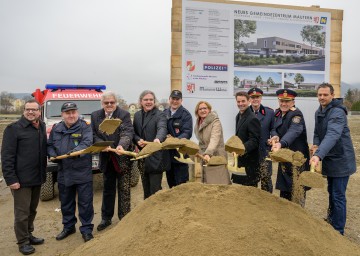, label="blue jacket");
[164,105,193,163]
[47,119,93,186]
[250,105,274,159]
[313,99,356,177]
